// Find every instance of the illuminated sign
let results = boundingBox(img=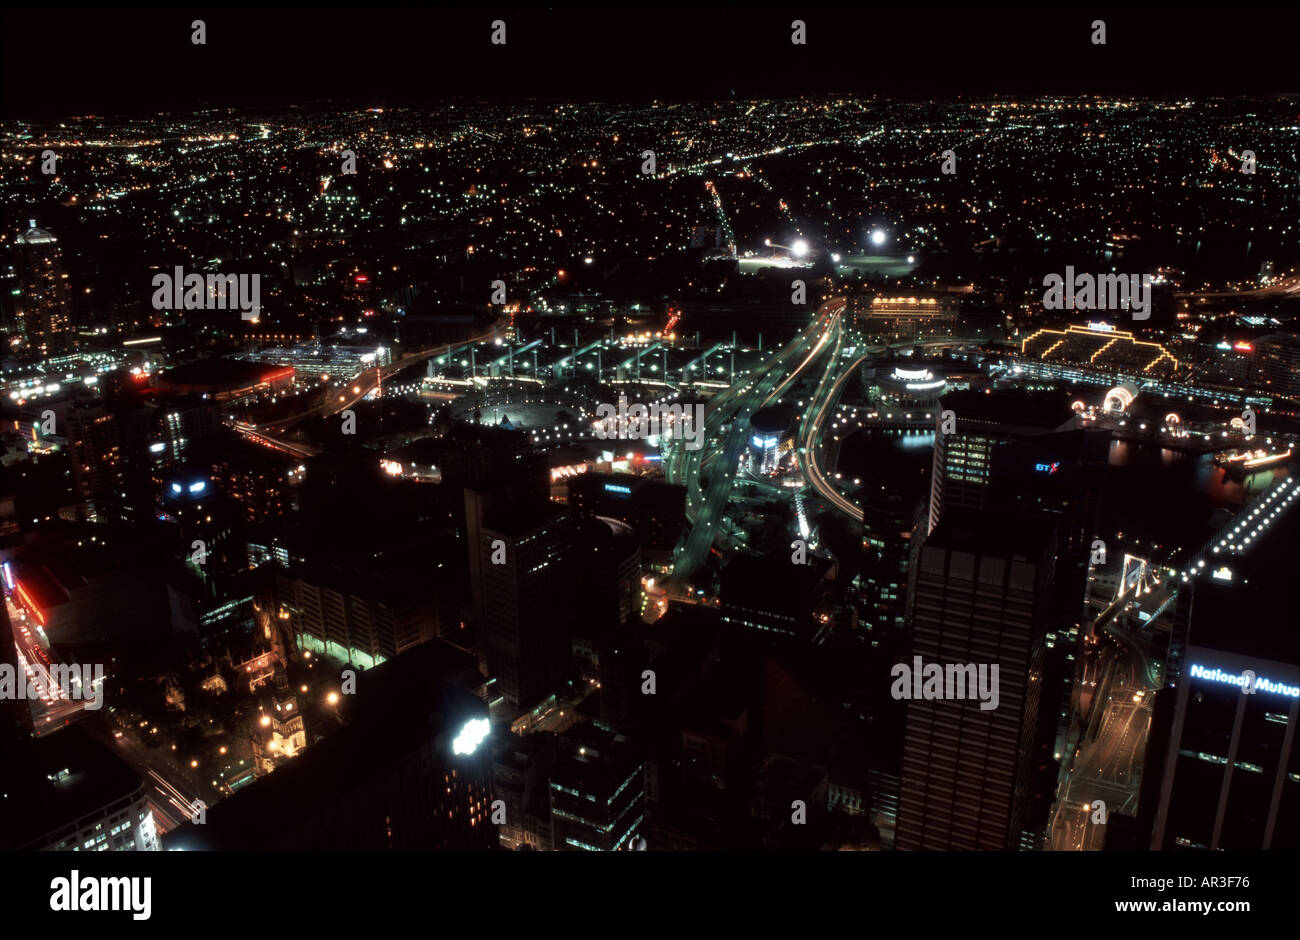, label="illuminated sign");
[1,562,12,592]
[188,481,206,494]
[15,581,46,626]
[1216,341,1233,351]
[1087,322,1114,332]
[1211,566,1233,581]
[1034,462,1061,475]
[604,483,632,496]
[149,442,166,454]
[751,436,779,449]
[1234,342,1254,352]
[452,717,490,755]
[1188,664,1299,698]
